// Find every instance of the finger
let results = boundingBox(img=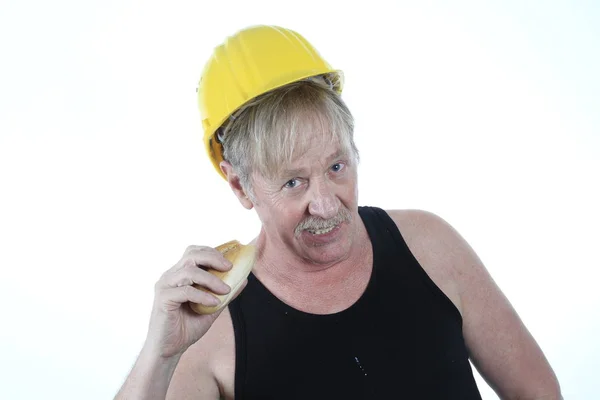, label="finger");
[158,246,232,287]
[160,285,221,310]
[183,244,213,255]
[183,248,233,272]
[168,265,231,295]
